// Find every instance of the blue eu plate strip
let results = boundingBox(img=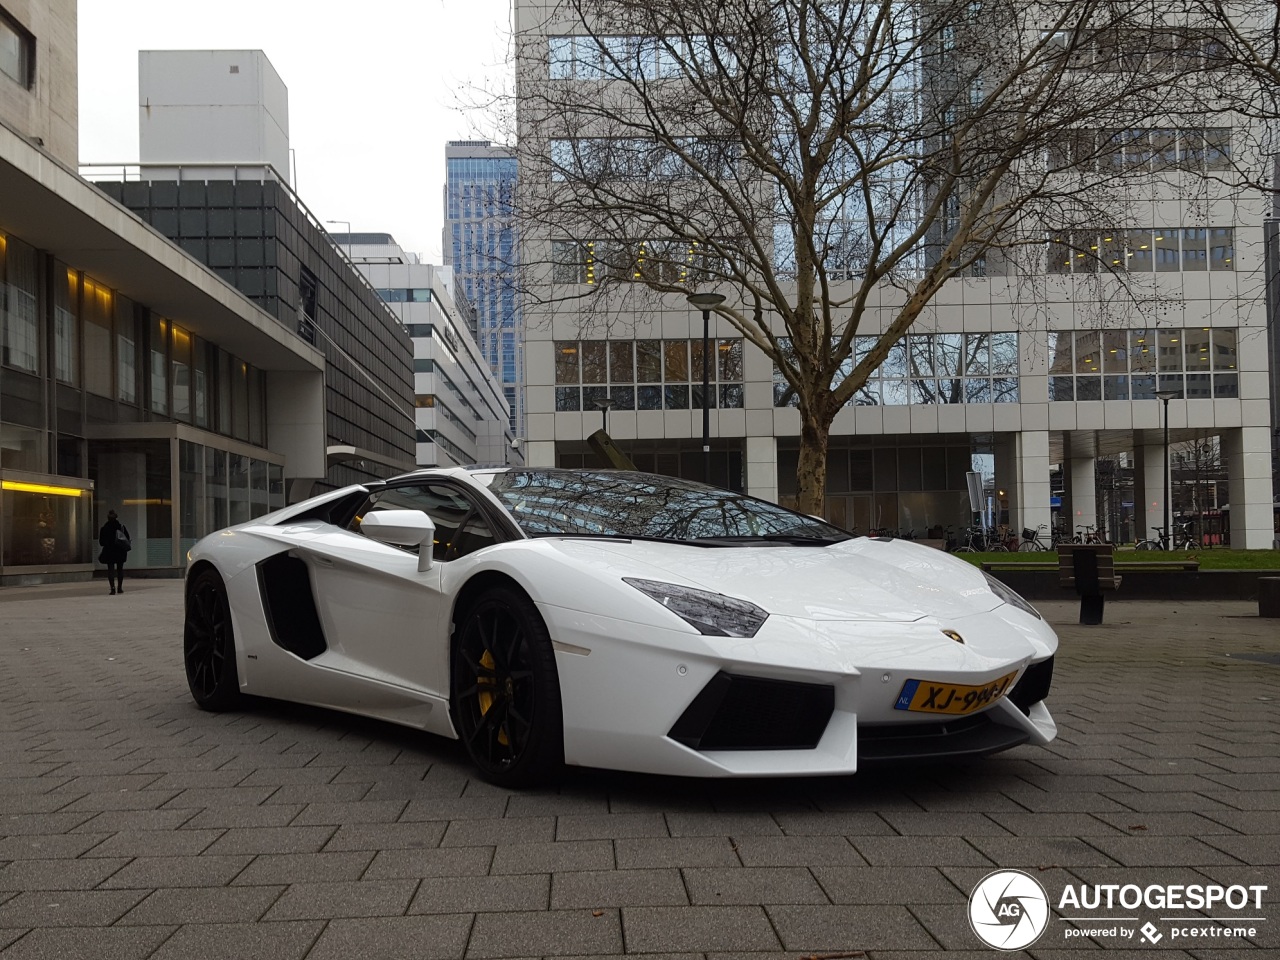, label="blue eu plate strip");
[894,679,919,711]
